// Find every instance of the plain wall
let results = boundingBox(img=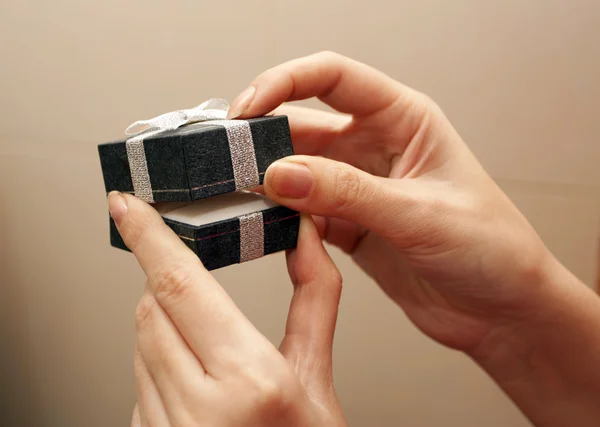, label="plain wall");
[1,1,599,426]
